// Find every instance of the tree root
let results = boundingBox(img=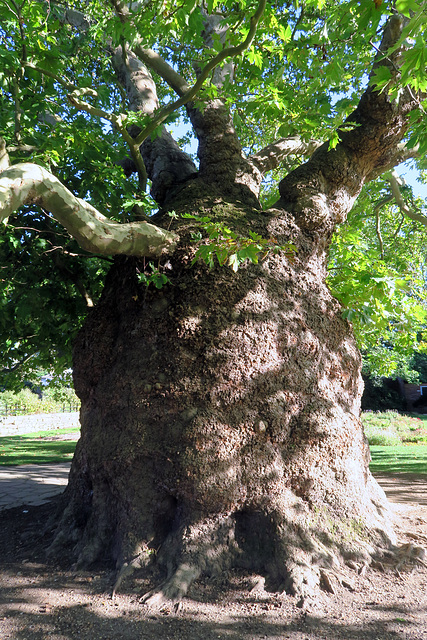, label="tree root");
[140,563,201,610]
[374,542,427,573]
[112,552,153,598]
